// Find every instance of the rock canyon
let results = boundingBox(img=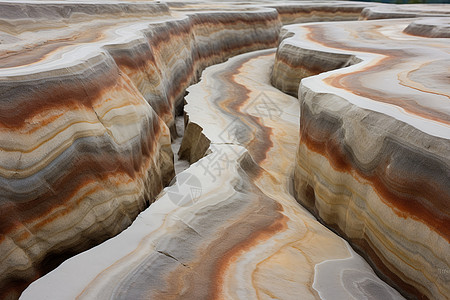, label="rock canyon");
[0,1,448,299]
